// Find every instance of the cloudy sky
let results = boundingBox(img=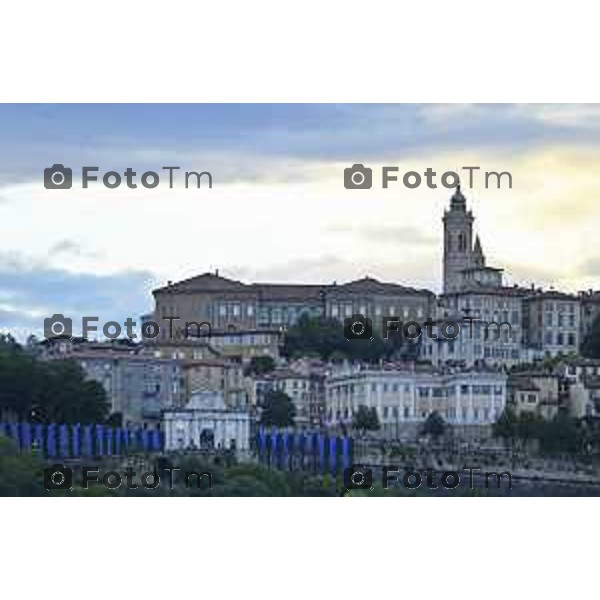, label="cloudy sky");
[1,103,599,338]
